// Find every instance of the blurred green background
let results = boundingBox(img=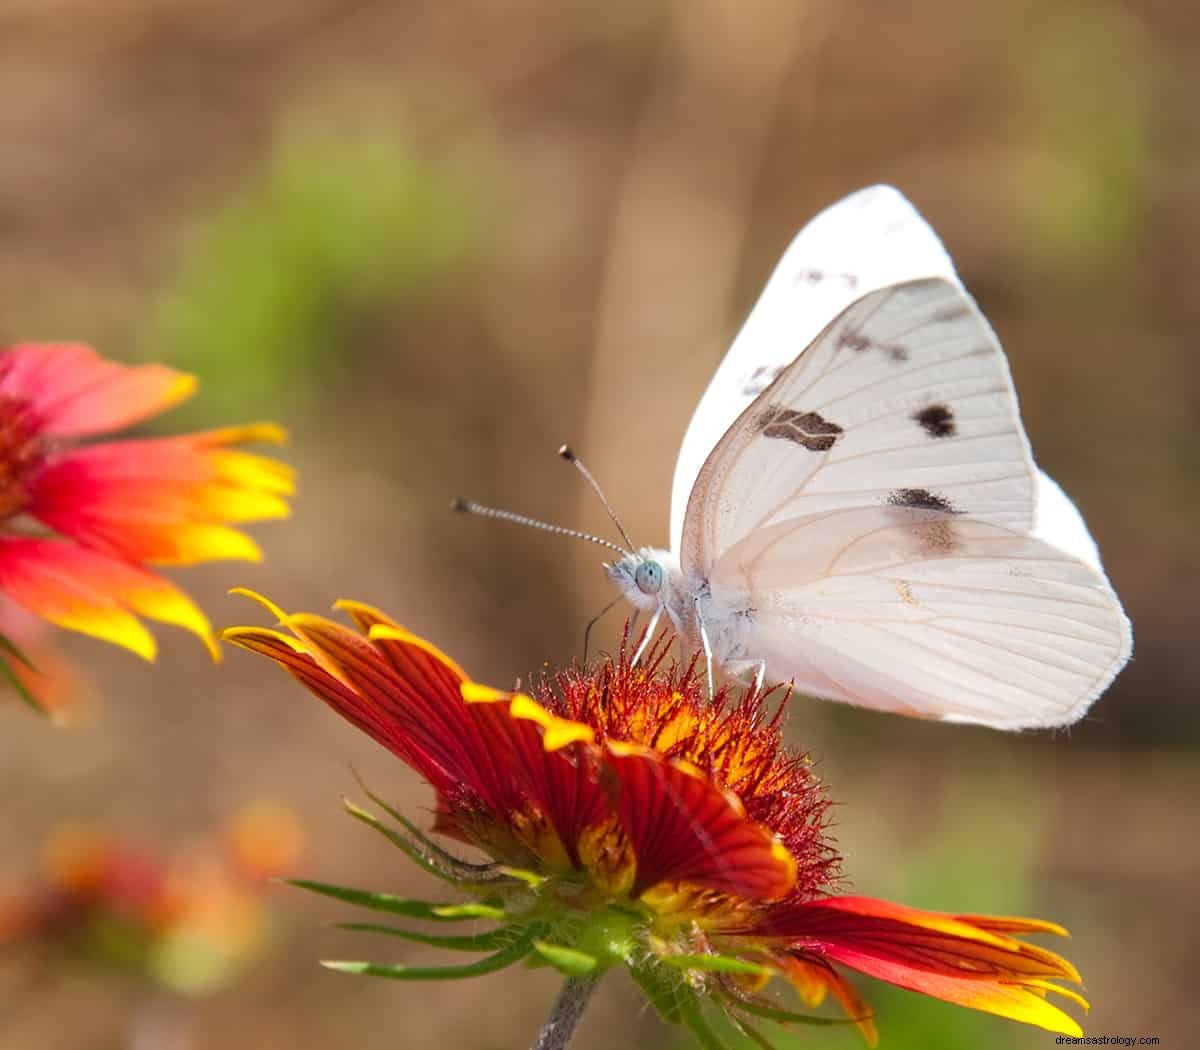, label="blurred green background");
[0,1,1195,1047]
